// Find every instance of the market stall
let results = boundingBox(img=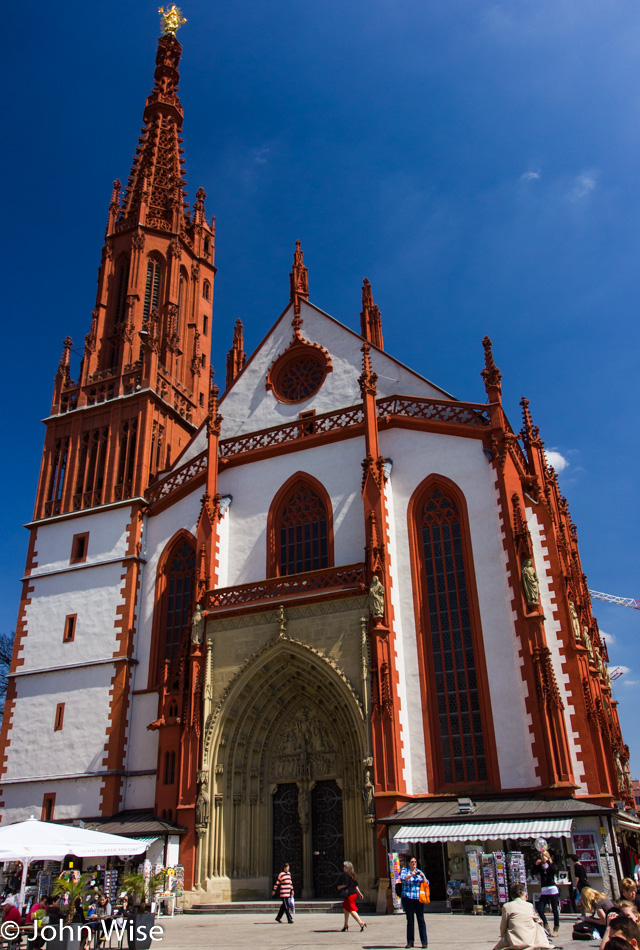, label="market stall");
[383,797,620,913]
